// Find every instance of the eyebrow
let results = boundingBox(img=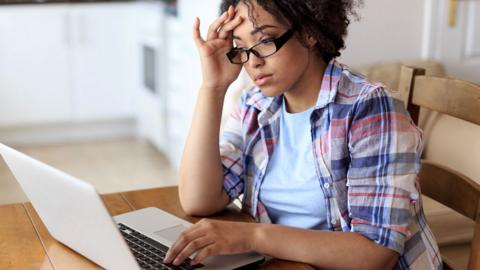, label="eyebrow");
[232,24,278,40]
